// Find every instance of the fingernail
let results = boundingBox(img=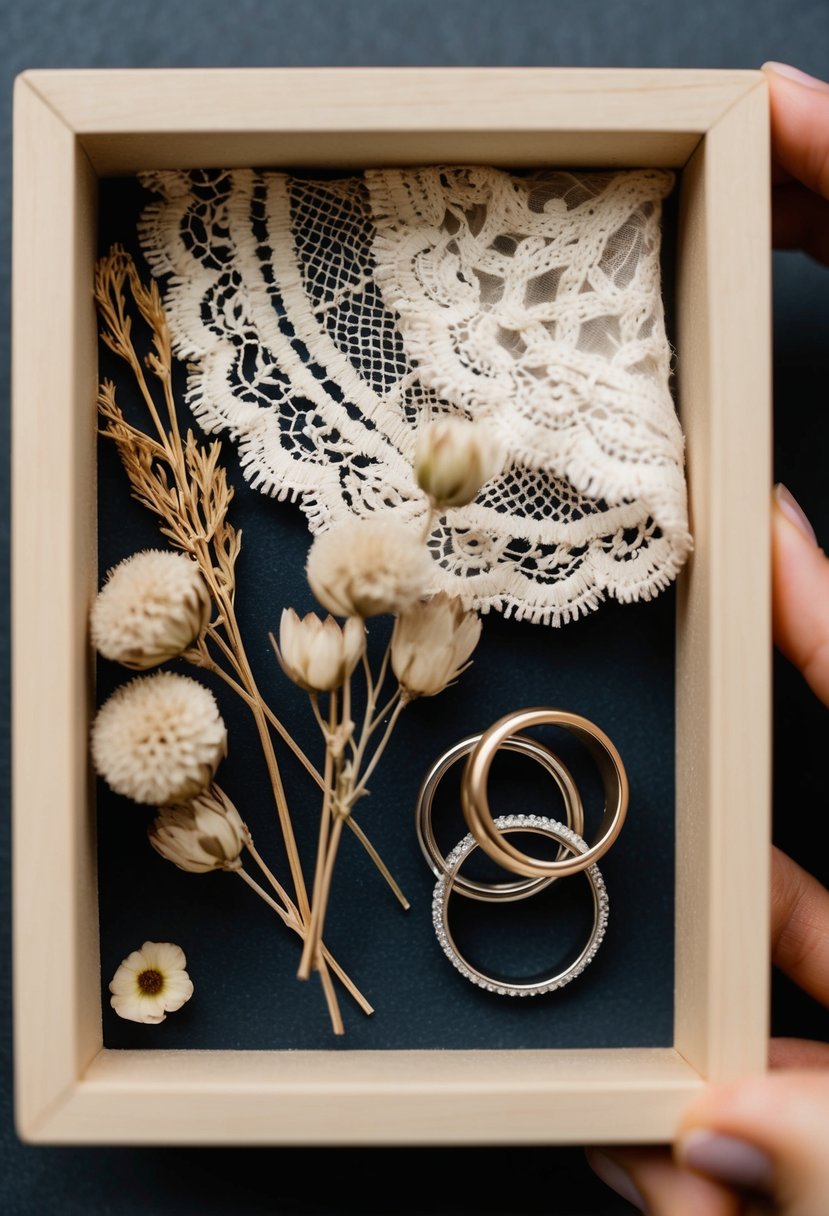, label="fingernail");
[762,61,829,91]
[679,1130,775,1192]
[774,483,818,545]
[585,1149,647,1212]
